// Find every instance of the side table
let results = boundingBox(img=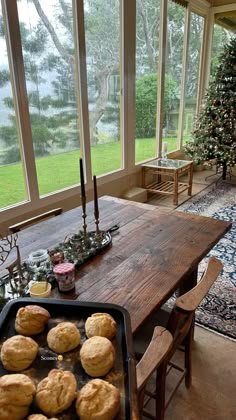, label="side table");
[142,158,193,206]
